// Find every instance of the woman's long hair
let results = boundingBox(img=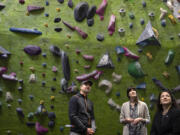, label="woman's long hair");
[157,89,178,112]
